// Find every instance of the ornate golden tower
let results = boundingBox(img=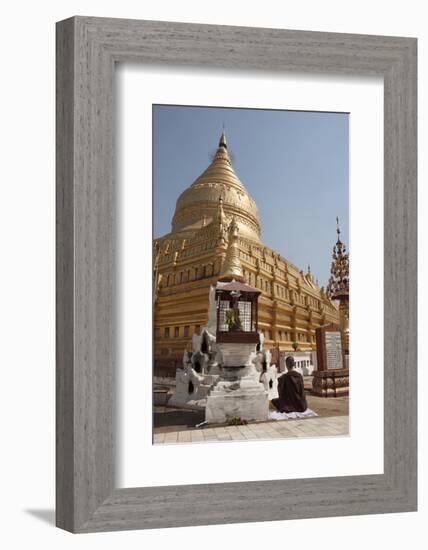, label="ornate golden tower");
[326,217,350,354]
[153,132,340,375]
[218,217,245,282]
